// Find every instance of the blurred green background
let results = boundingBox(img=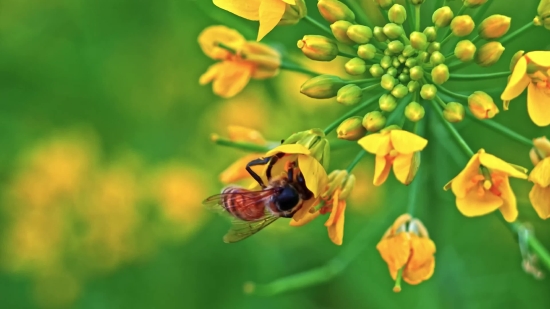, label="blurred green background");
[1,0,550,308]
